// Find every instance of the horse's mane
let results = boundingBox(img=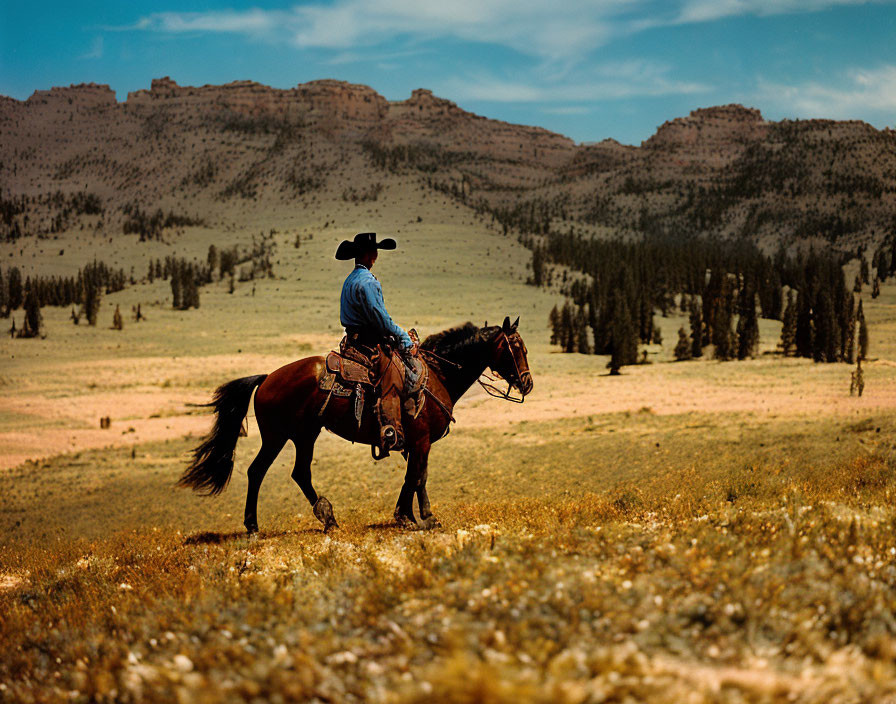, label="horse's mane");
[421,322,499,356]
